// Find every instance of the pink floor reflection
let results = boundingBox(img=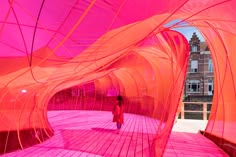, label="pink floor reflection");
[1,111,228,157]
